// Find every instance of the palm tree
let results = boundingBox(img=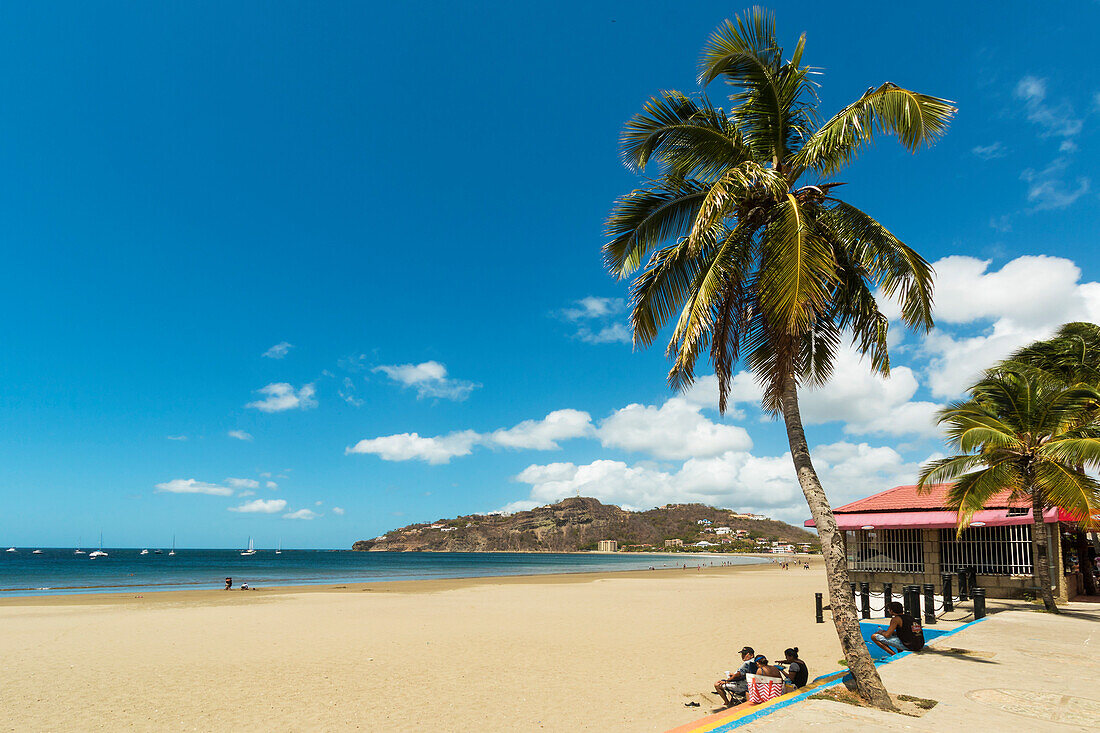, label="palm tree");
[603,9,954,709]
[1008,321,1100,595]
[918,367,1100,612]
